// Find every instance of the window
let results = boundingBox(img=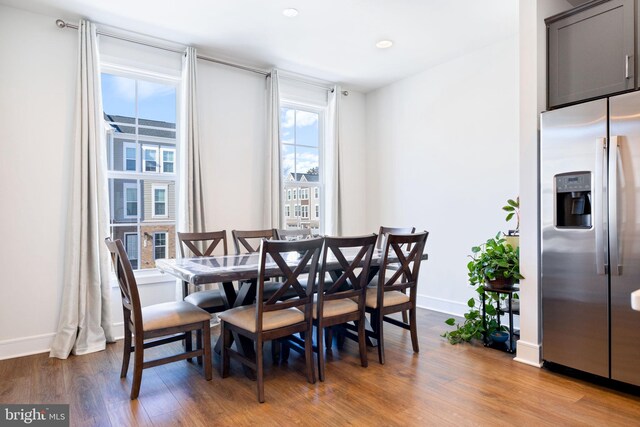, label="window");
[154,232,167,260]
[143,145,159,172]
[287,189,291,200]
[123,142,137,171]
[102,70,178,271]
[123,183,138,219]
[285,205,290,217]
[153,184,168,217]
[124,233,138,269]
[315,205,319,218]
[280,104,323,231]
[161,147,175,173]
